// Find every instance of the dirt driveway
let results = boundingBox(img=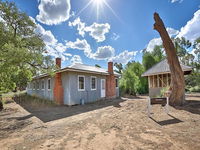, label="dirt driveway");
[0,94,200,150]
